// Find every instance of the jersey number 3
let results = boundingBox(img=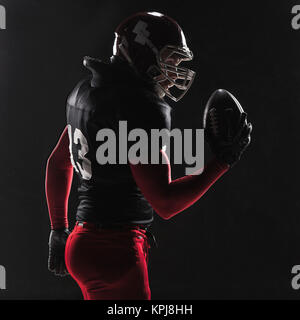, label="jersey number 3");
[67,125,92,180]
